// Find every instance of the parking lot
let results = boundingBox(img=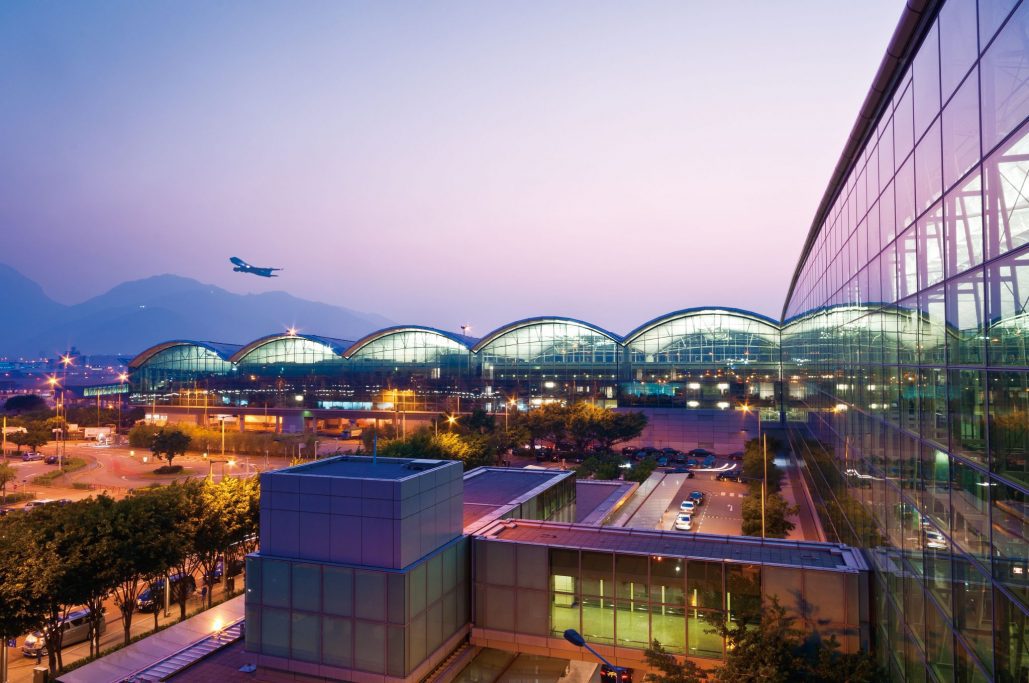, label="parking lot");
[656,471,749,535]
